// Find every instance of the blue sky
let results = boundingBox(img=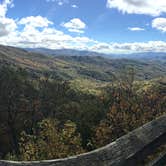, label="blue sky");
[1,0,166,53]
